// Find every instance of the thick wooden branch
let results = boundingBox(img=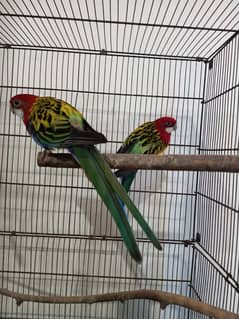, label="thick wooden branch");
[37,152,239,172]
[0,288,238,319]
